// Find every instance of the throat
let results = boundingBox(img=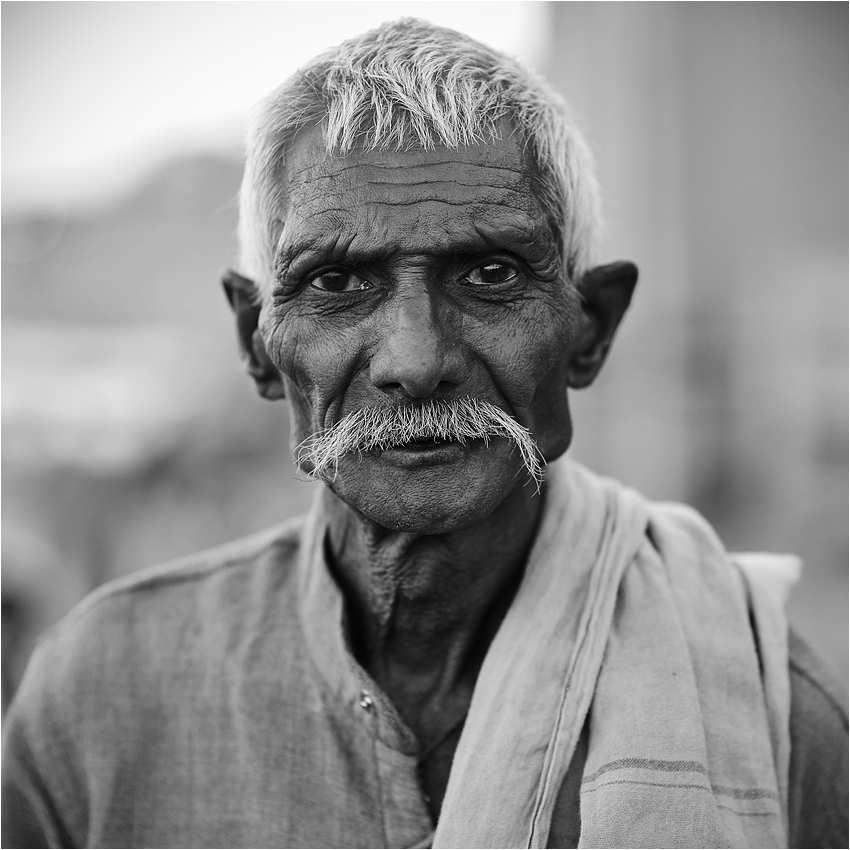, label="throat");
[330,515,529,719]
[321,477,544,813]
